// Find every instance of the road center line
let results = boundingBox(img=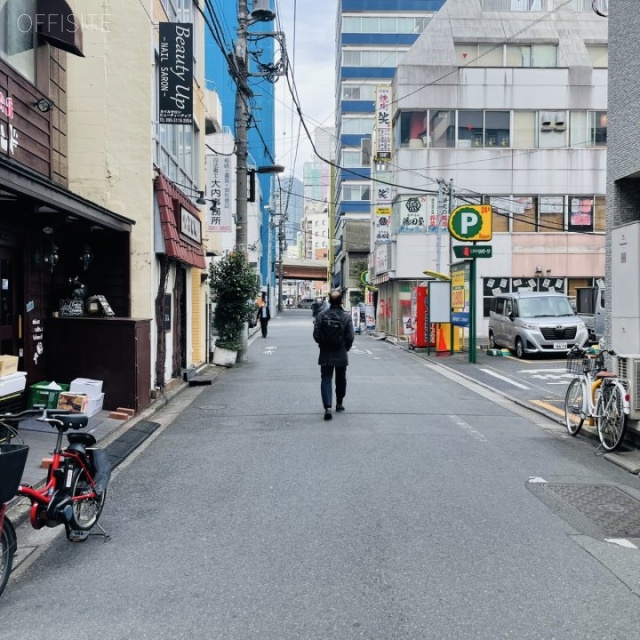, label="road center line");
[479,368,529,389]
